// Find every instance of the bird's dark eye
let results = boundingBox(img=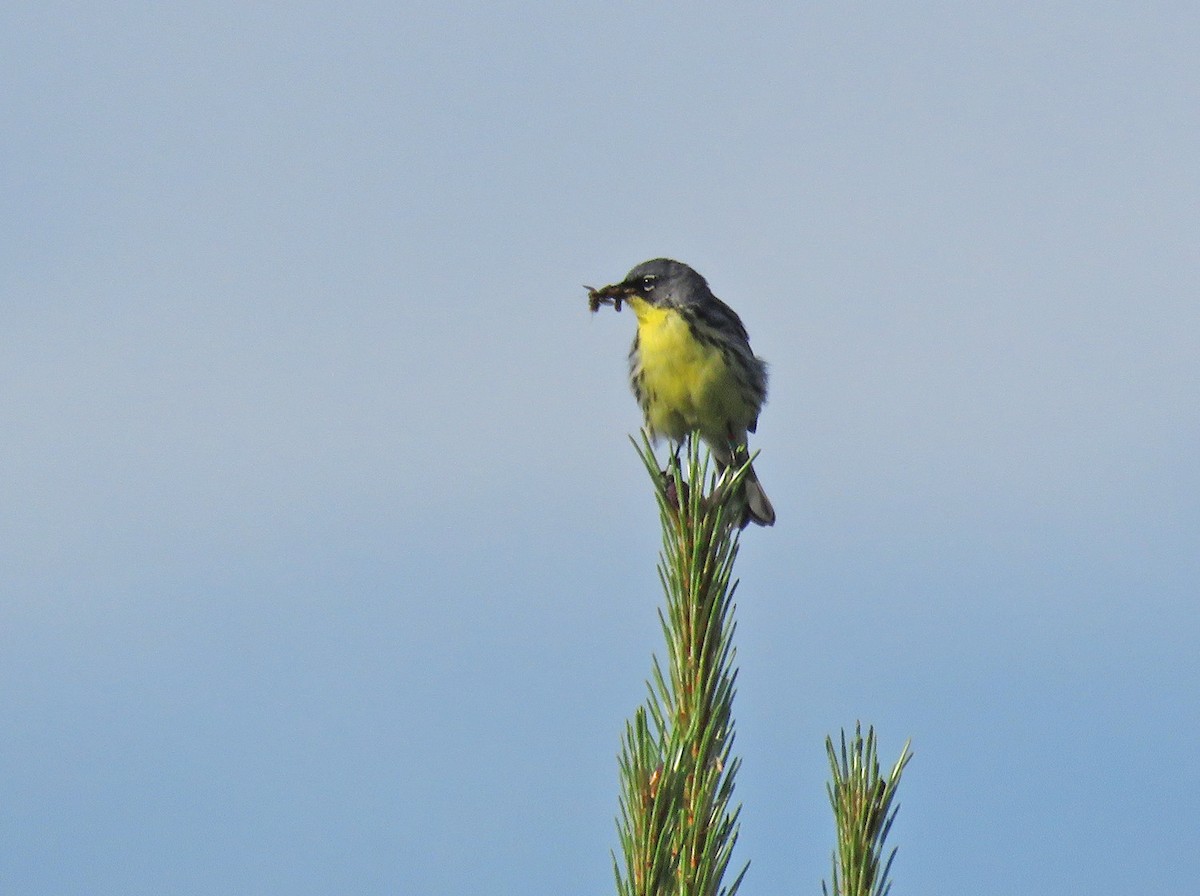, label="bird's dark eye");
[642,276,656,290]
